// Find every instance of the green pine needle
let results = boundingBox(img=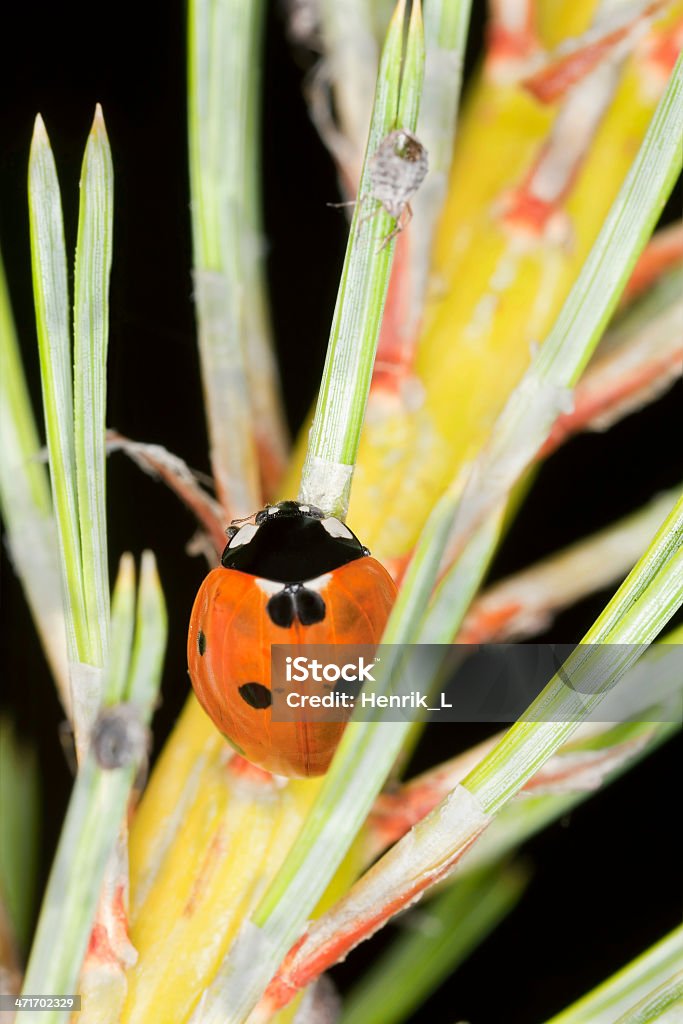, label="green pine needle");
[545,925,683,1024]
[29,114,87,664]
[299,0,425,518]
[74,104,114,669]
[0,720,41,954]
